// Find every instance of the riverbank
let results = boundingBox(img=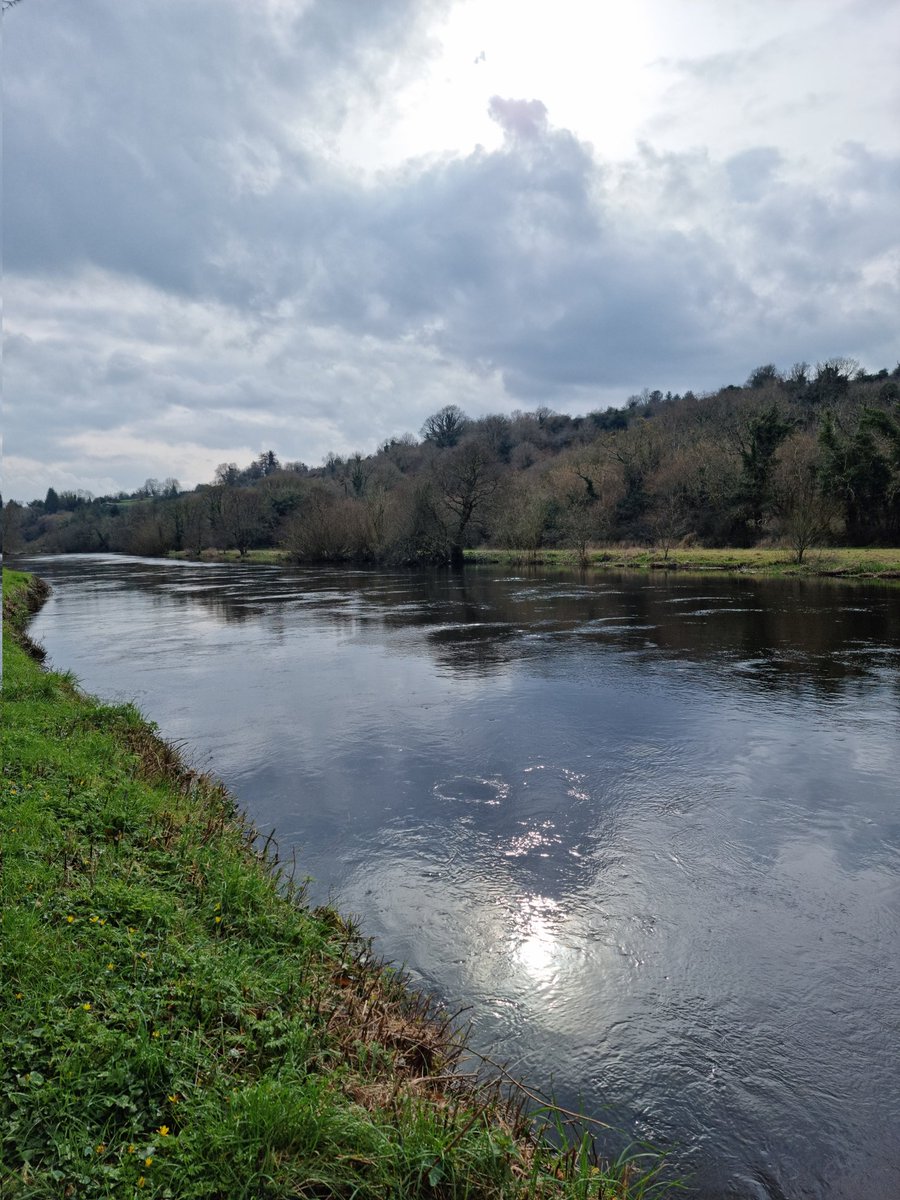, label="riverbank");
[161,545,900,580]
[464,546,900,579]
[1,569,670,1199]
[167,548,289,565]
